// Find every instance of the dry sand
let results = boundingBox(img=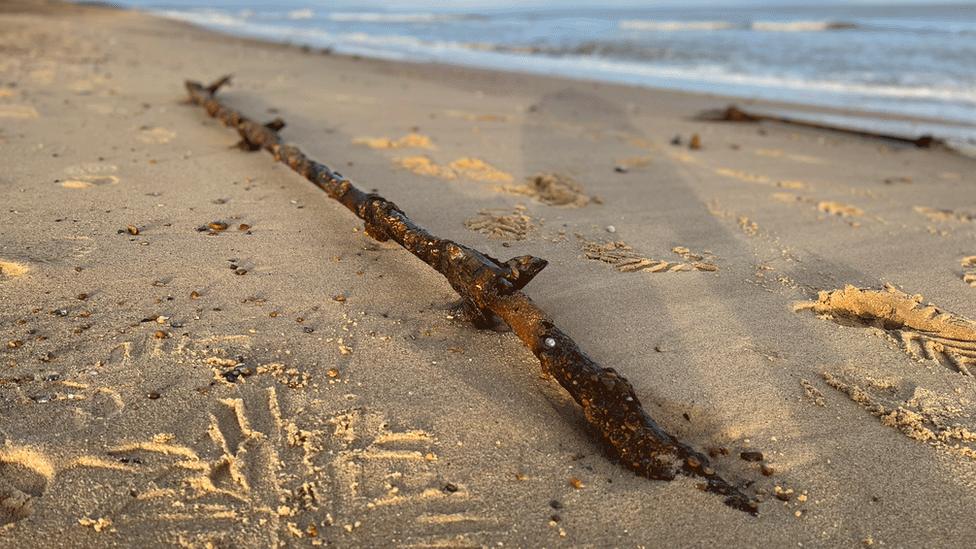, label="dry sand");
[2,1,976,546]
